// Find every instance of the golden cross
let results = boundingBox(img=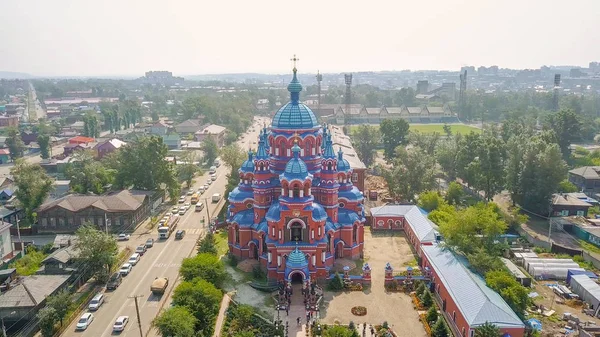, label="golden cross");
[290,54,299,69]
[293,131,300,144]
